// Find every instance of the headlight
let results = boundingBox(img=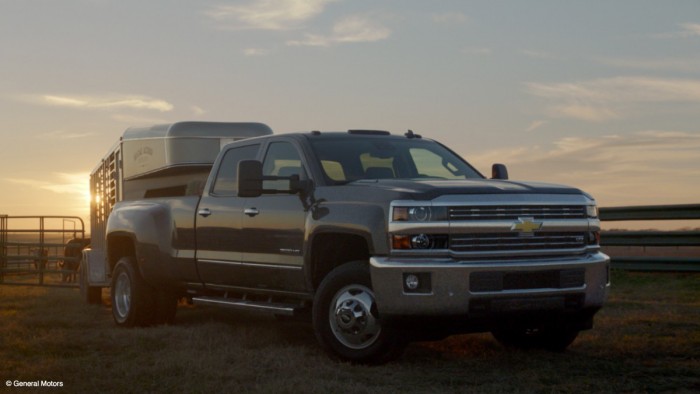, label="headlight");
[409,207,430,221]
[392,234,449,250]
[588,231,601,245]
[586,205,598,218]
[392,206,447,222]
